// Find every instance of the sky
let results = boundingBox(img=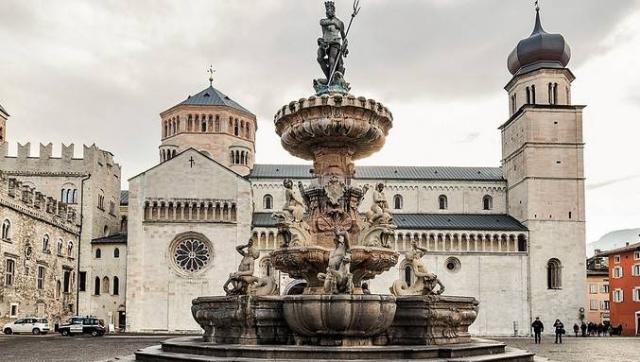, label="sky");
[1,0,639,243]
